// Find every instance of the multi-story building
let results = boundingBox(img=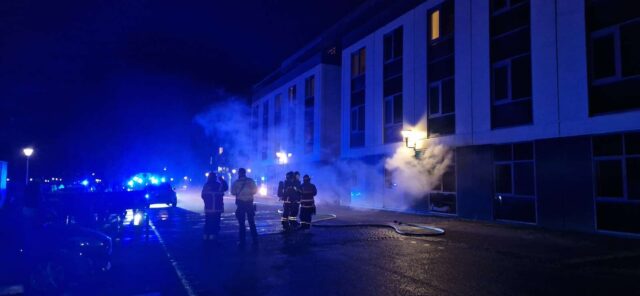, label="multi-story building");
[251,0,640,235]
[251,35,342,194]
